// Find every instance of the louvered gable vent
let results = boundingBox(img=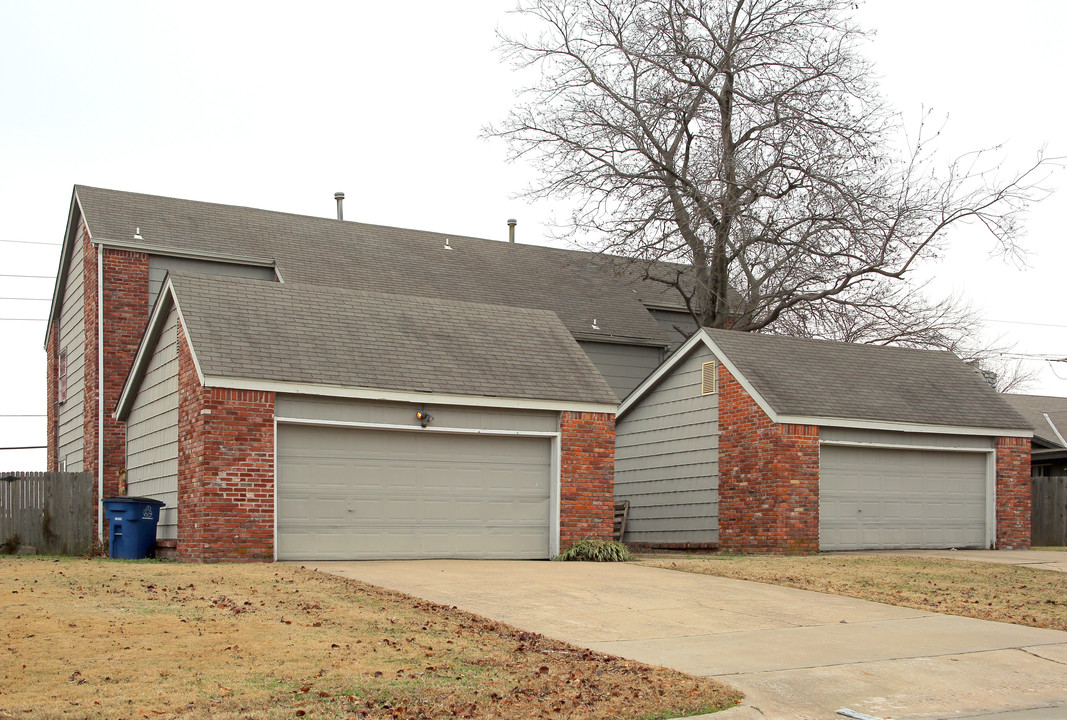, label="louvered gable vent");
[701,361,717,395]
